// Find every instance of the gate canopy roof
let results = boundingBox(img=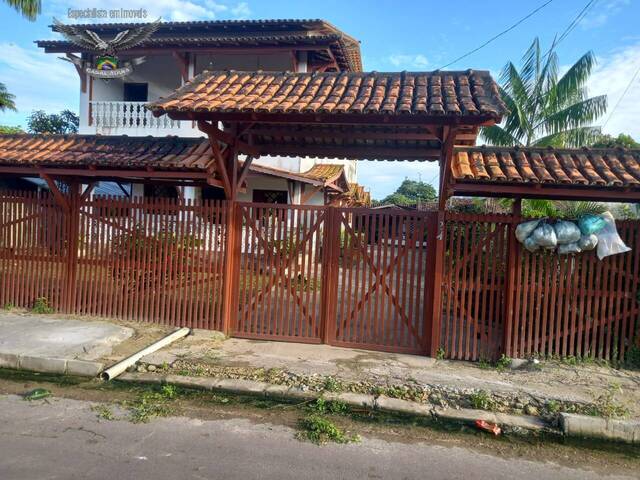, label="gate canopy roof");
[0,134,349,192]
[450,146,640,201]
[148,70,507,161]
